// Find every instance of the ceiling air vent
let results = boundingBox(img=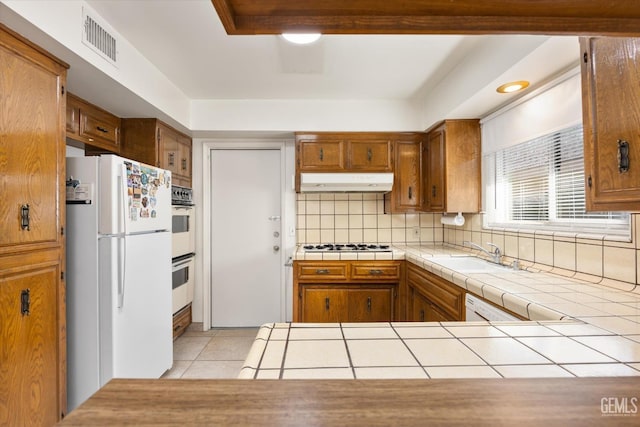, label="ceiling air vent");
[82,7,118,66]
